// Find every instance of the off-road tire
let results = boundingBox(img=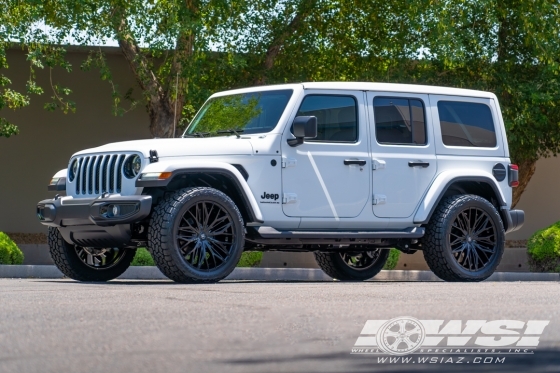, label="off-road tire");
[314,249,390,281]
[148,187,245,283]
[48,227,135,282]
[422,194,505,282]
